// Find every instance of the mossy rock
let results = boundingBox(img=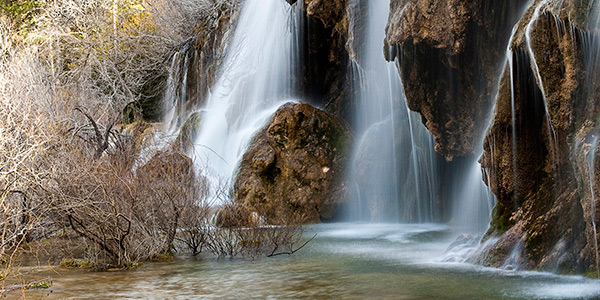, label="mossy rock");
[60,258,92,269]
[234,102,353,224]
